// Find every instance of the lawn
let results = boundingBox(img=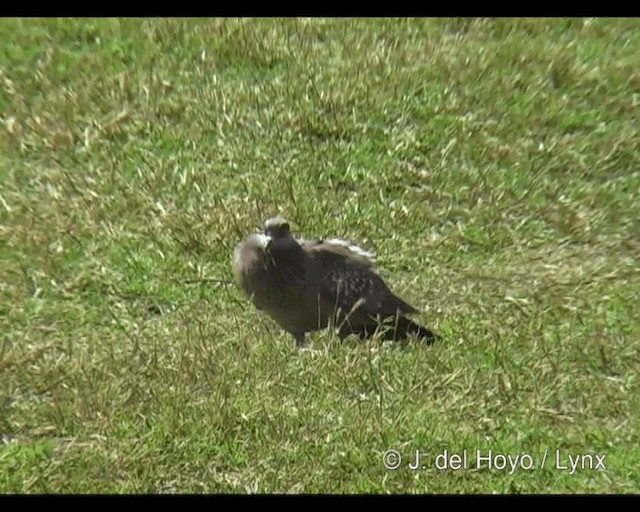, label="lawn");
[1,17,638,493]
